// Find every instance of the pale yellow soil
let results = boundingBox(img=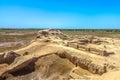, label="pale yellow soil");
[1,29,120,80]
